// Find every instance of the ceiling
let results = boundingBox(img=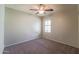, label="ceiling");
[5,4,62,16]
[5,4,77,16]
